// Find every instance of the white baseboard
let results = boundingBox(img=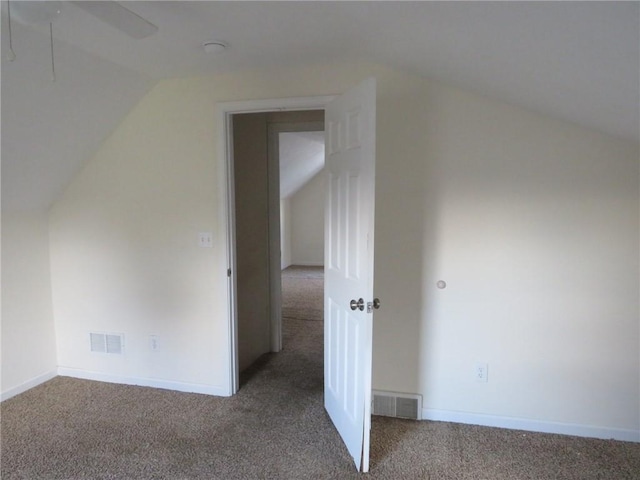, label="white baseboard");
[422,408,640,443]
[57,368,231,397]
[1,370,58,402]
